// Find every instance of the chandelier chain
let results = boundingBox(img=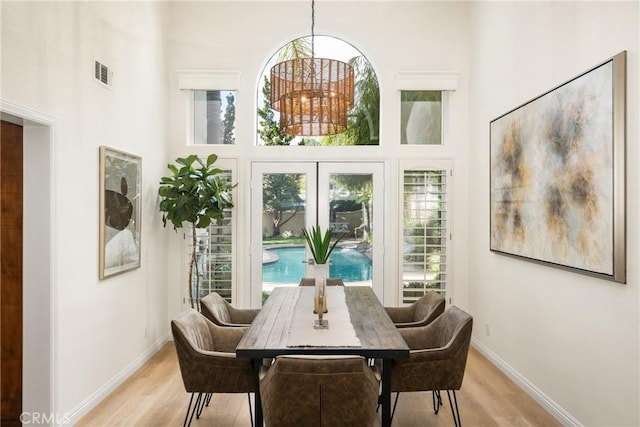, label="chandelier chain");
[311,0,315,59]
